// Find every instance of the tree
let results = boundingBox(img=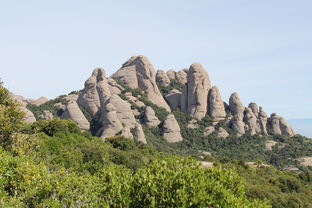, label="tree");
[0,81,24,147]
